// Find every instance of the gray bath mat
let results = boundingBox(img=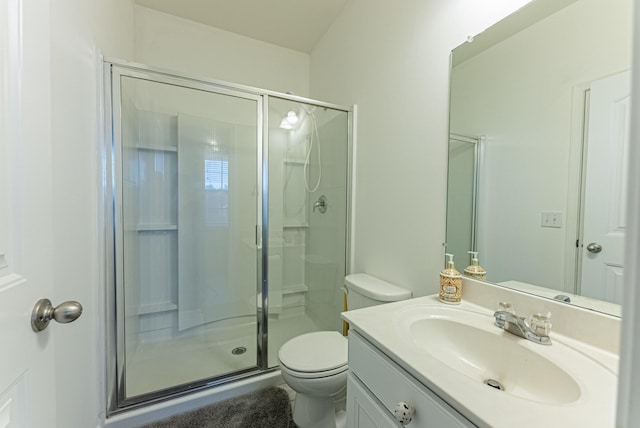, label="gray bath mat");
[141,386,296,428]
